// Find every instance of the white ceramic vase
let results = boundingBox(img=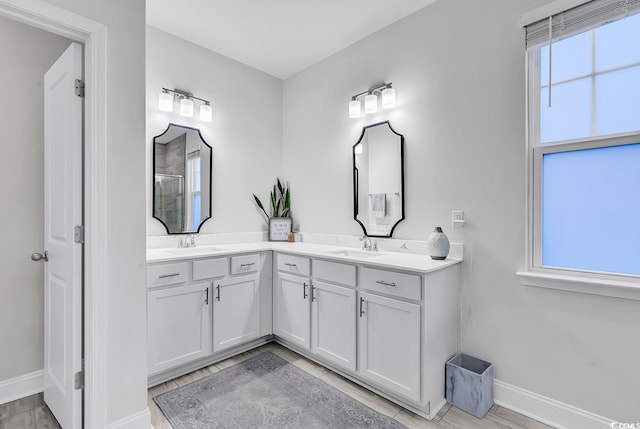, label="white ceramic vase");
[427,226,450,260]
